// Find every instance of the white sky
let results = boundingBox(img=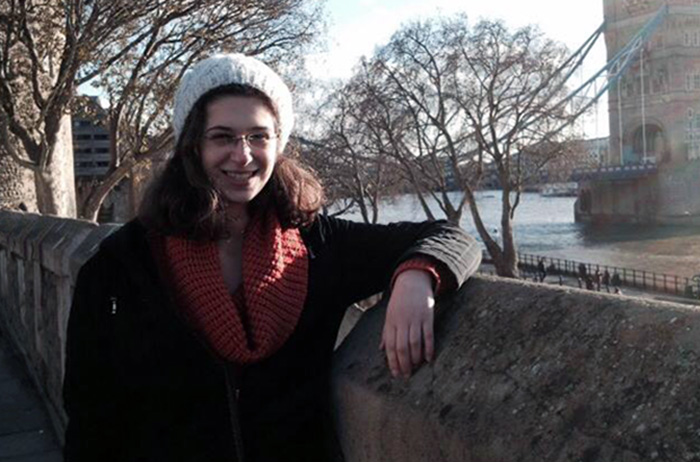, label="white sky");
[307,0,609,138]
